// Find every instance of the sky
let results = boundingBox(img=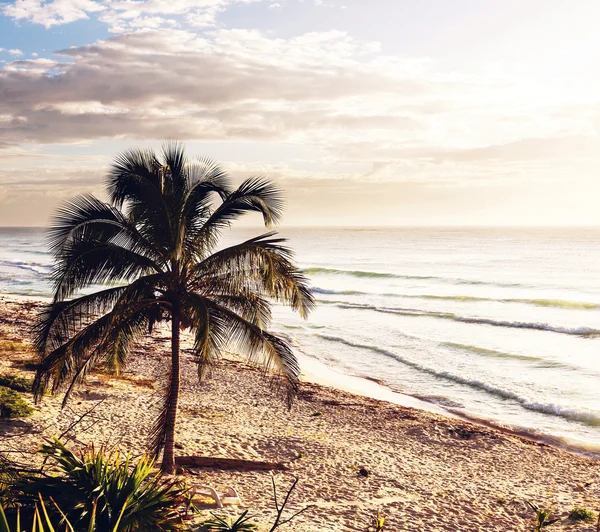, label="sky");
[1,0,600,227]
